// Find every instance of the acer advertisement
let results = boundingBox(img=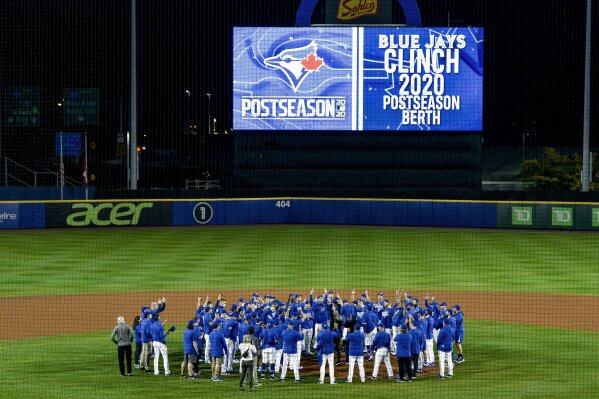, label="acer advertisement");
[233,27,484,131]
[46,202,172,228]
